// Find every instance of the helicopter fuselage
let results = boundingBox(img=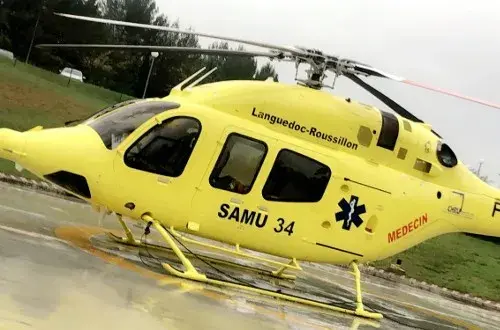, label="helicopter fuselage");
[1,79,499,265]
